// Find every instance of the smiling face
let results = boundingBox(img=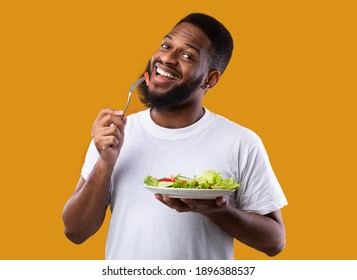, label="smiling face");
[138,22,215,110]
